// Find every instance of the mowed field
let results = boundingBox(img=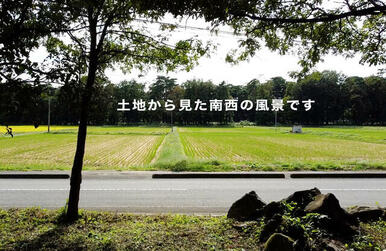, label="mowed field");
[179,127,386,170]
[0,125,385,171]
[0,126,169,170]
